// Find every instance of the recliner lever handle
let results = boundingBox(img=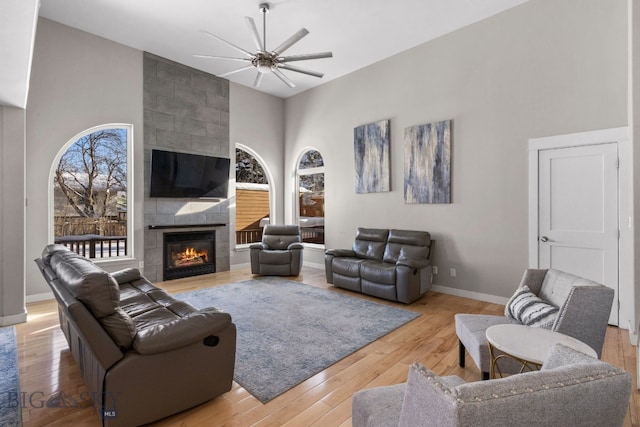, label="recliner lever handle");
[203,335,220,347]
